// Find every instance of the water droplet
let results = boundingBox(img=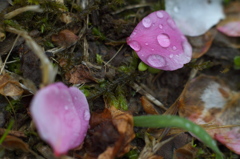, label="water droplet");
[173,6,179,13]
[64,106,69,110]
[159,24,163,29]
[129,41,141,51]
[173,46,177,50]
[156,11,164,18]
[147,54,166,68]
[151,48,154,51]
[182,41,192,57]
[145,43,148,46]
[169,54,173,58]
[84,110,90,121]
[185,123,191,128]
[167,19,176,29]
[142,17,152,28]
[157,34,170,47]
[194,126,200,132]
[212,140,216,146]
